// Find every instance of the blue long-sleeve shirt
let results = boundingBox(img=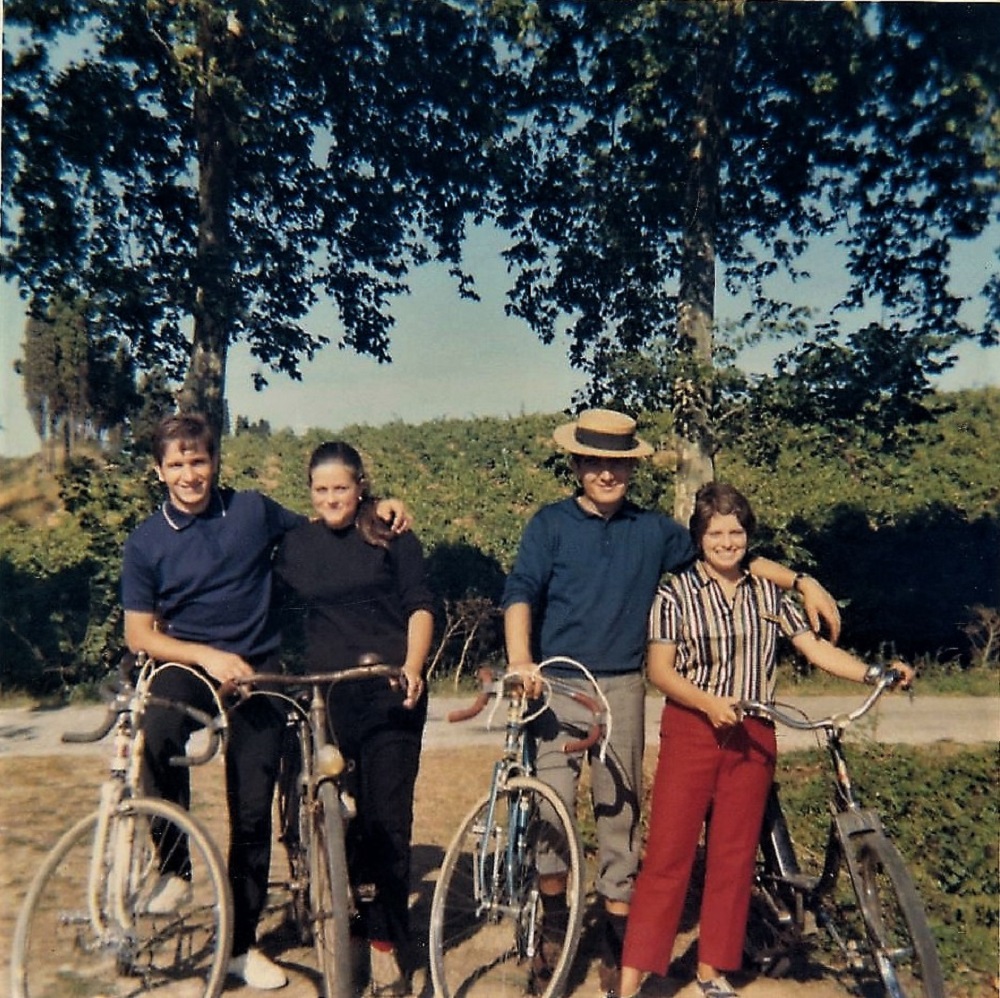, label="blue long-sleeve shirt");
[502,496,694,674]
